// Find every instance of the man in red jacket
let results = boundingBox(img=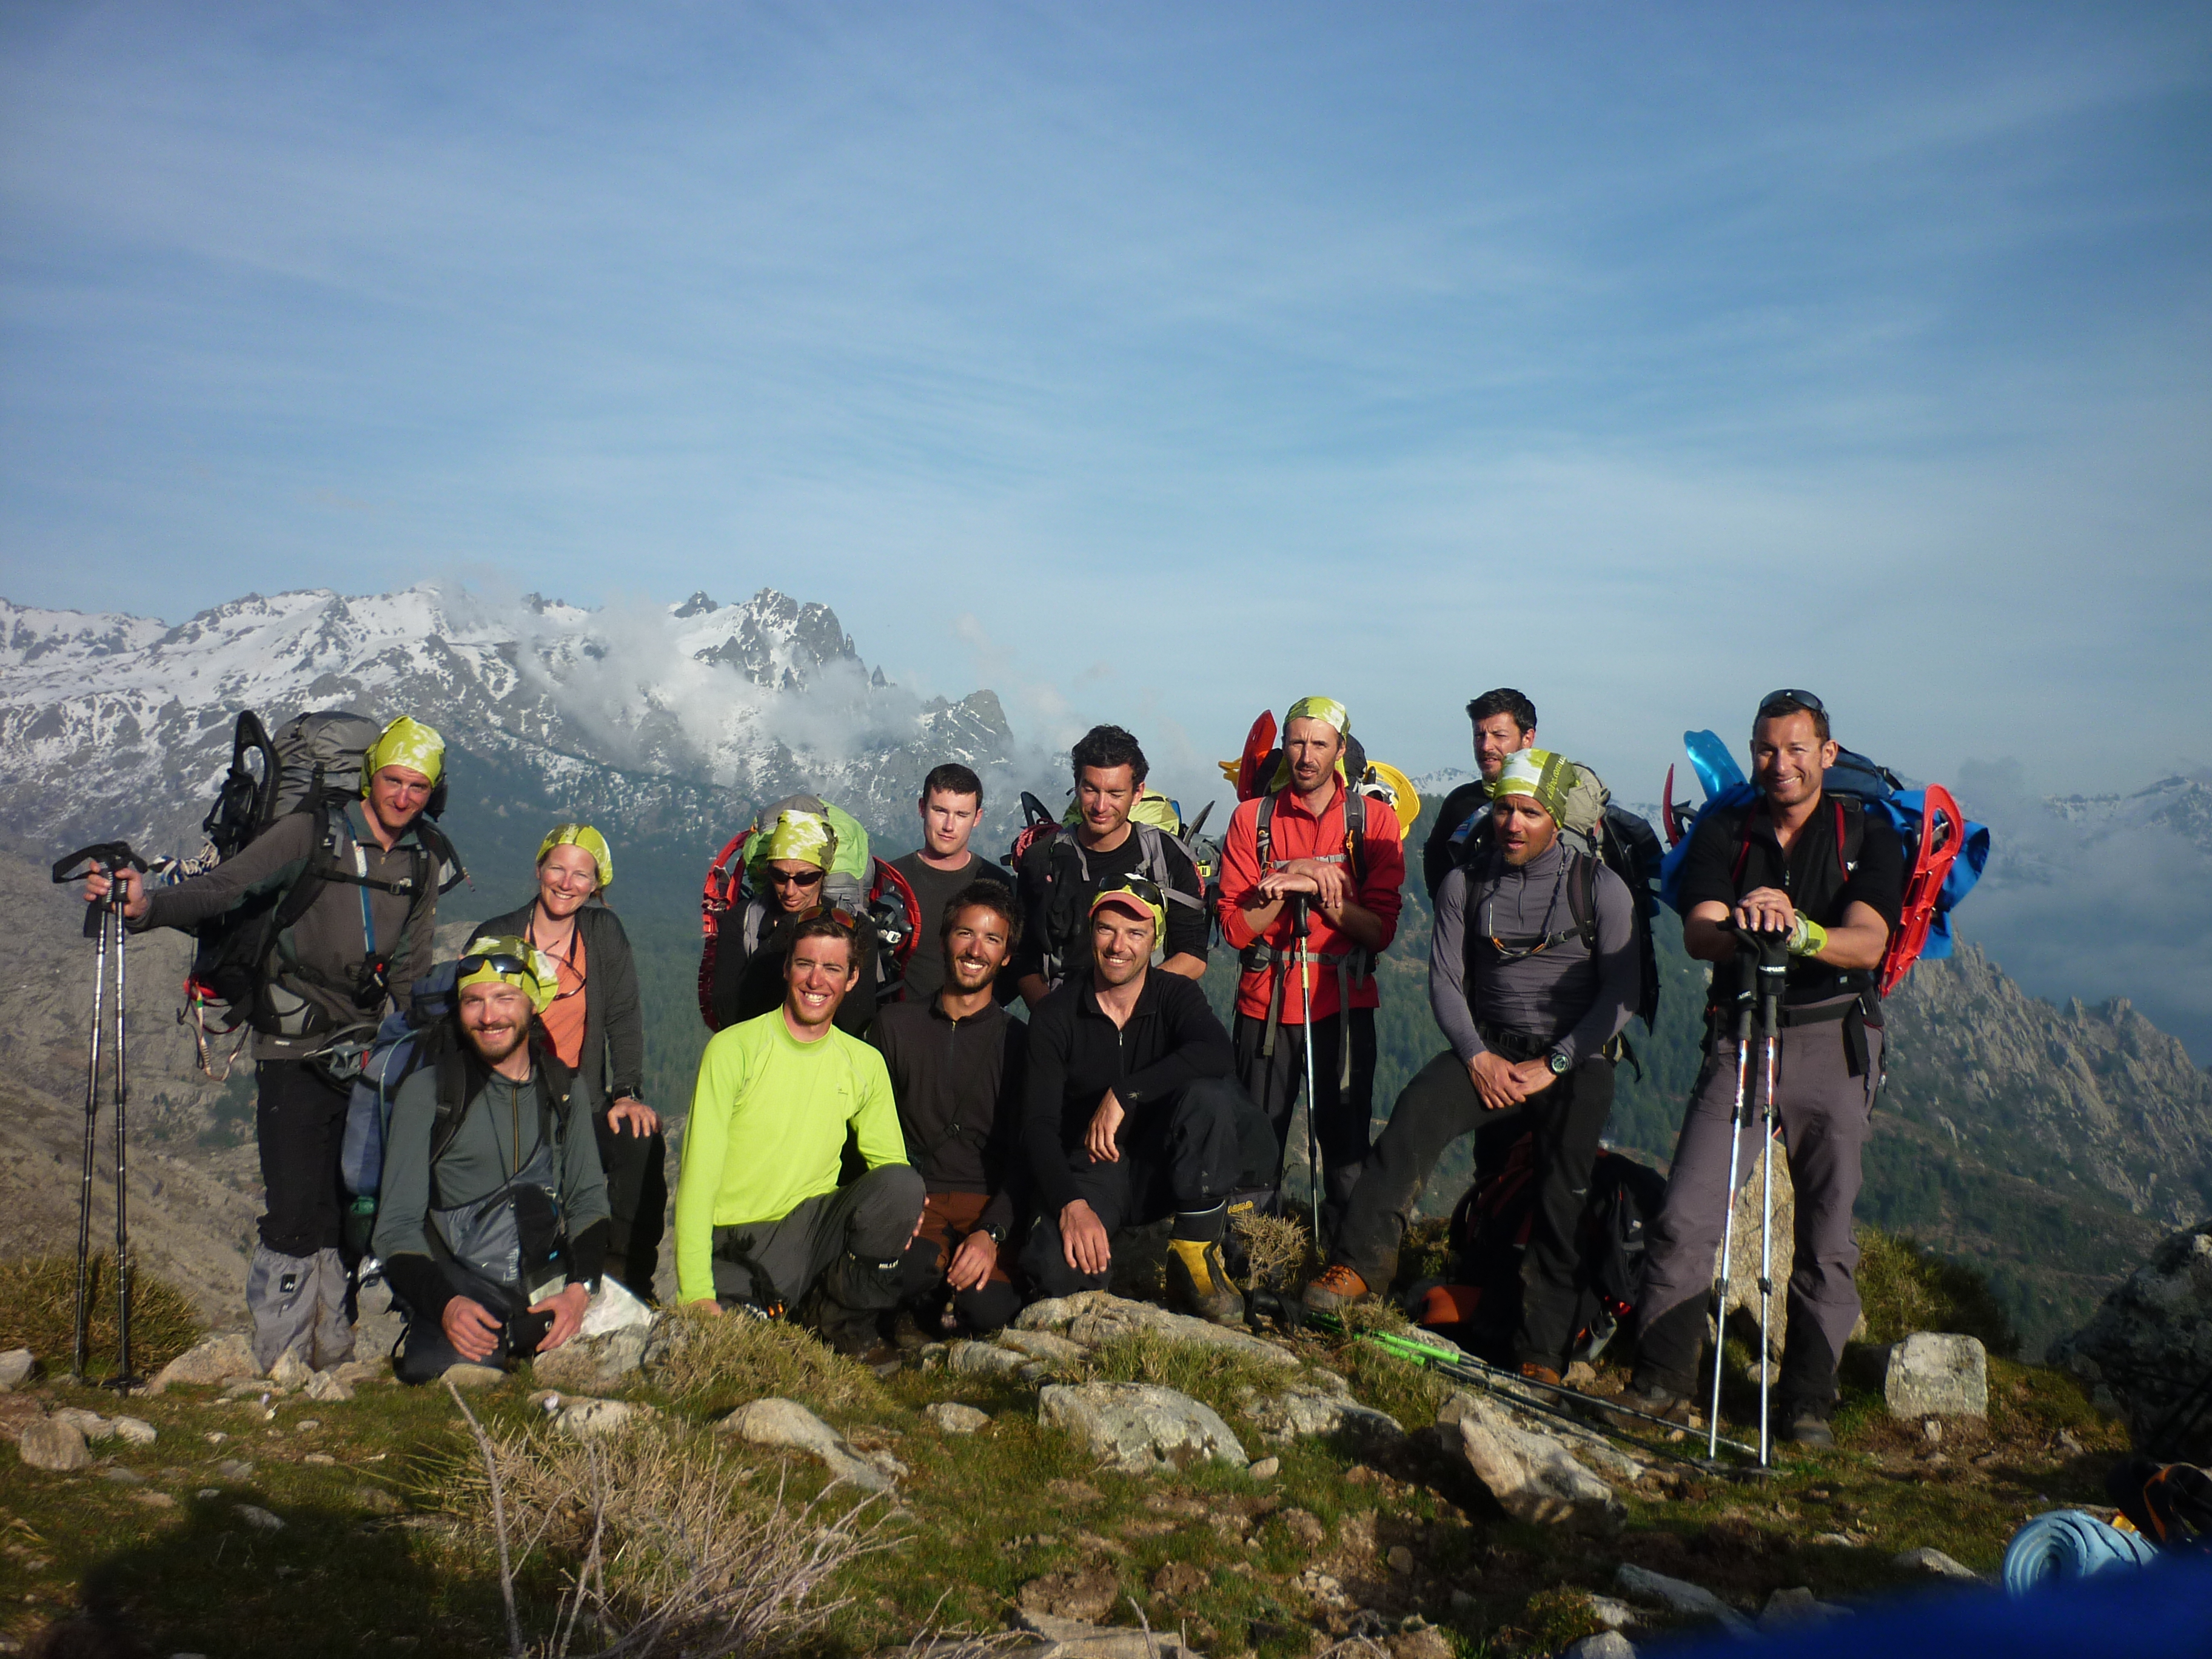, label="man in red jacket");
[1215,696,1405,1245]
